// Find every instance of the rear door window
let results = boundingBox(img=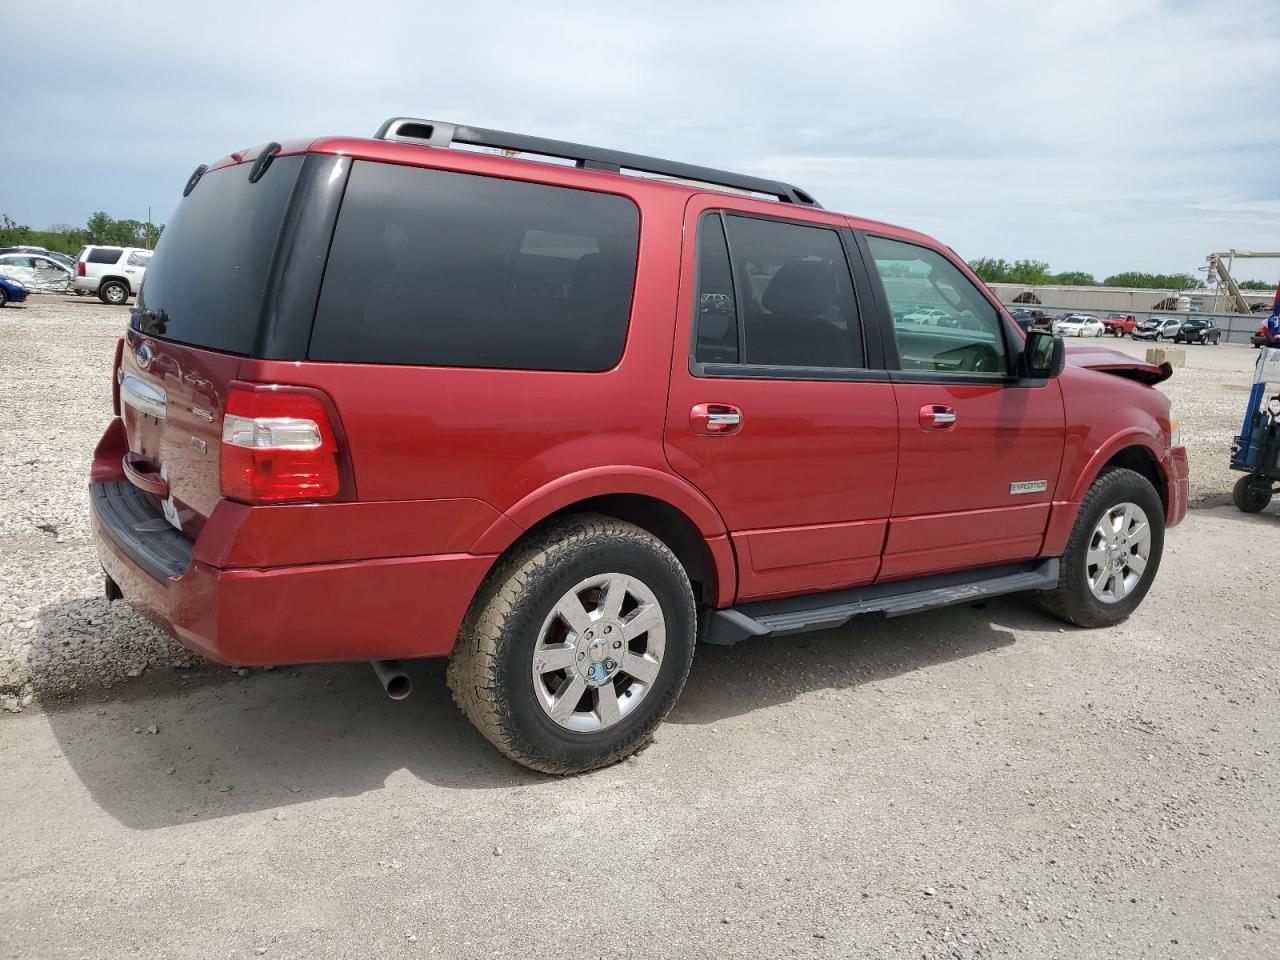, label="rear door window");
[308,161,640,371]
[88,248,124,264]
[135,156,304,354]
[693,212,865,370]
